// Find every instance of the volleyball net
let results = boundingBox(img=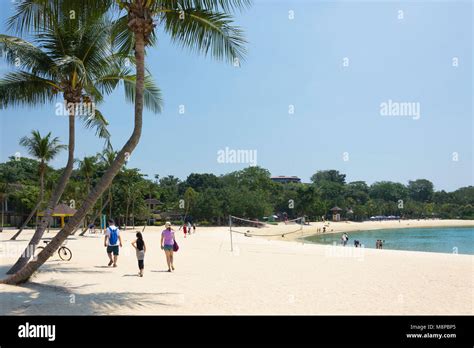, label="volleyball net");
[228,215,306,250]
